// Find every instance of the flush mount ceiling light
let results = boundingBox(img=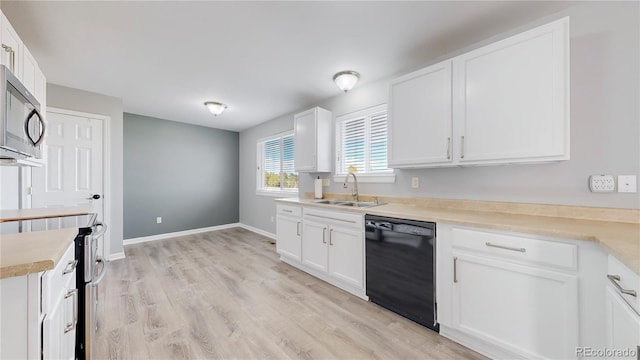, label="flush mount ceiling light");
[204,101,227,116]
[333,70,360,93]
